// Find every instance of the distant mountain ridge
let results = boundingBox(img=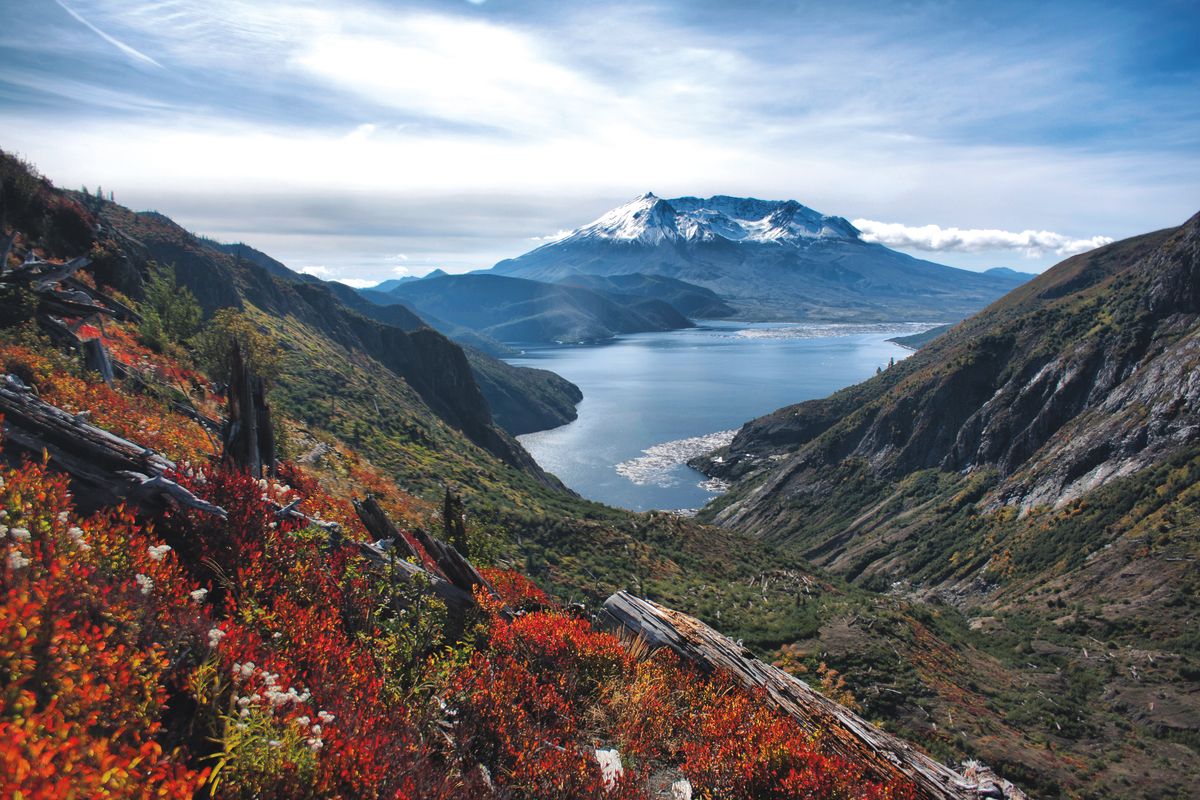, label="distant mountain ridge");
[373,272,695,345]
[493,193,1030,321]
